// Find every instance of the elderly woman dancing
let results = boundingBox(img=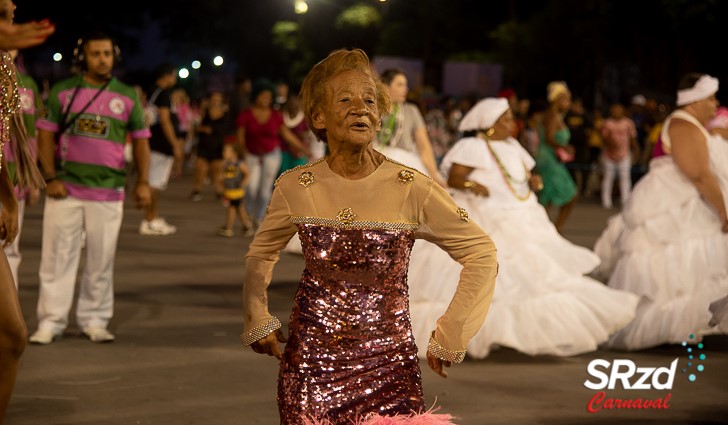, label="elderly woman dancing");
[239,48,498,424]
